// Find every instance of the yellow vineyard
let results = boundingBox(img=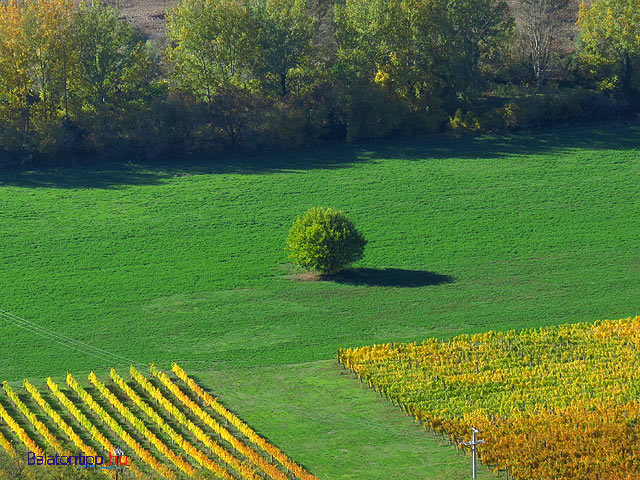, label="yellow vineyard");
[0,363,317,480]
[338,316,640,480]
